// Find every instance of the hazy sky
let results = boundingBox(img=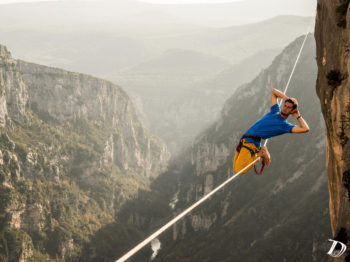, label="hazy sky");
[138,0,245,3]
[0,0,54,3]
[0,0,51,3]
[0,0,246,4]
